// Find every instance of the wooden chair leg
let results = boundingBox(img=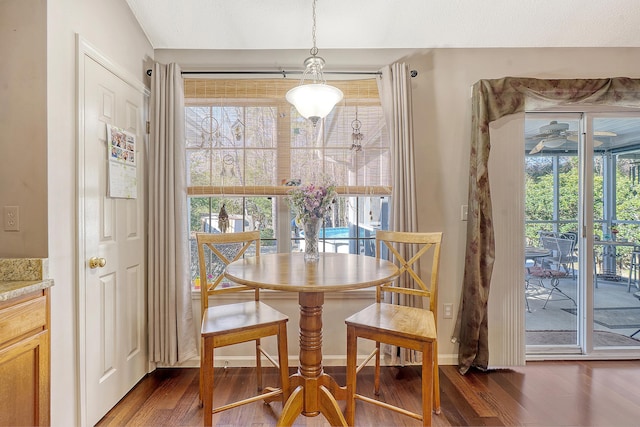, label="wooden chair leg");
[374,341,381,395]
[345,326,357,426]
[277,324,290,403]
[199,336,204,407]
[256,338,263,391]
[433,341,441,414]
[202,337,214,427]
[421,342,433,427]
